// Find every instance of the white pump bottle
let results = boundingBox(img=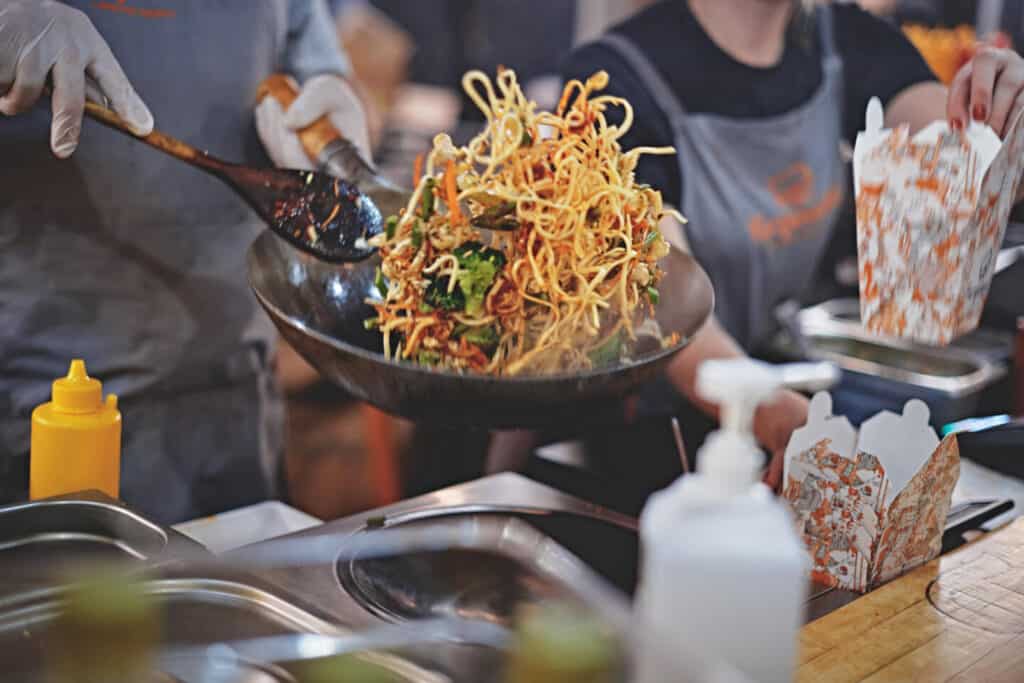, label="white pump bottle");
[633,359,838,683]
